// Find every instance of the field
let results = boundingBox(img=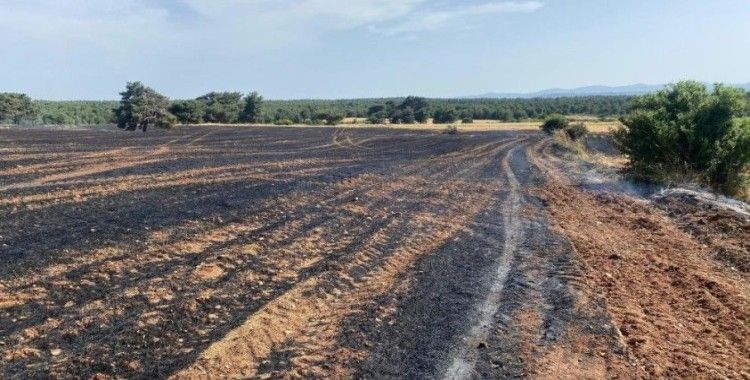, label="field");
[0,125,747,378]
[279,119,621,134]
